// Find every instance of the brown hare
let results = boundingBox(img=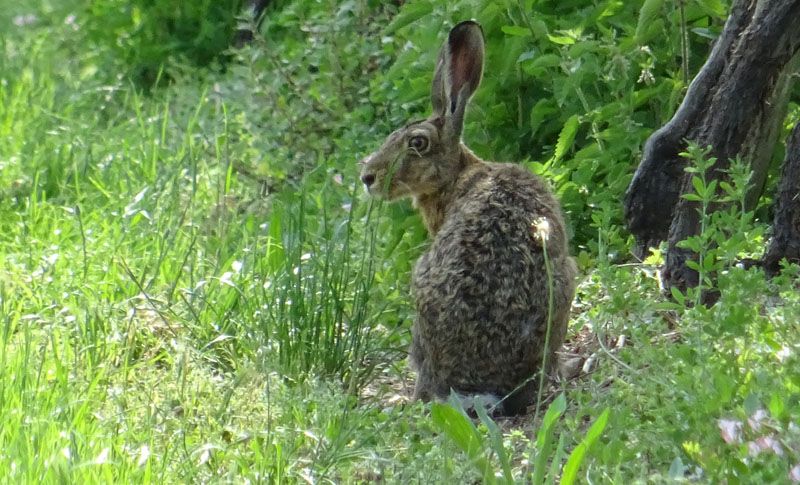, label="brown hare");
[359,20,577,416]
